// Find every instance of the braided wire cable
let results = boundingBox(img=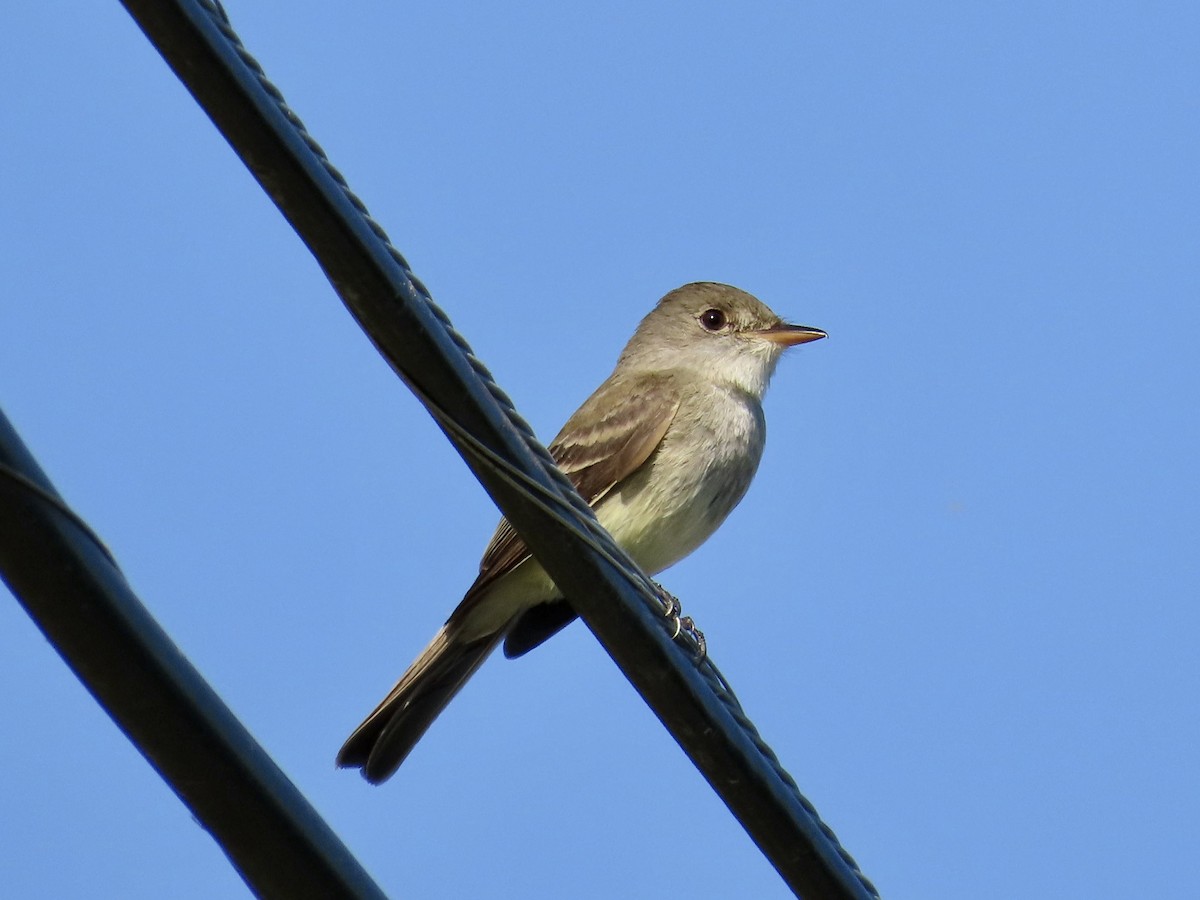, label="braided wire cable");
[177,3,880,896]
